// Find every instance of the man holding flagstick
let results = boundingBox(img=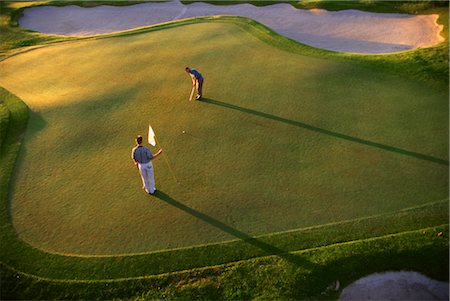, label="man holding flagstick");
[148,124,179,183]
[131,134,162,195]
